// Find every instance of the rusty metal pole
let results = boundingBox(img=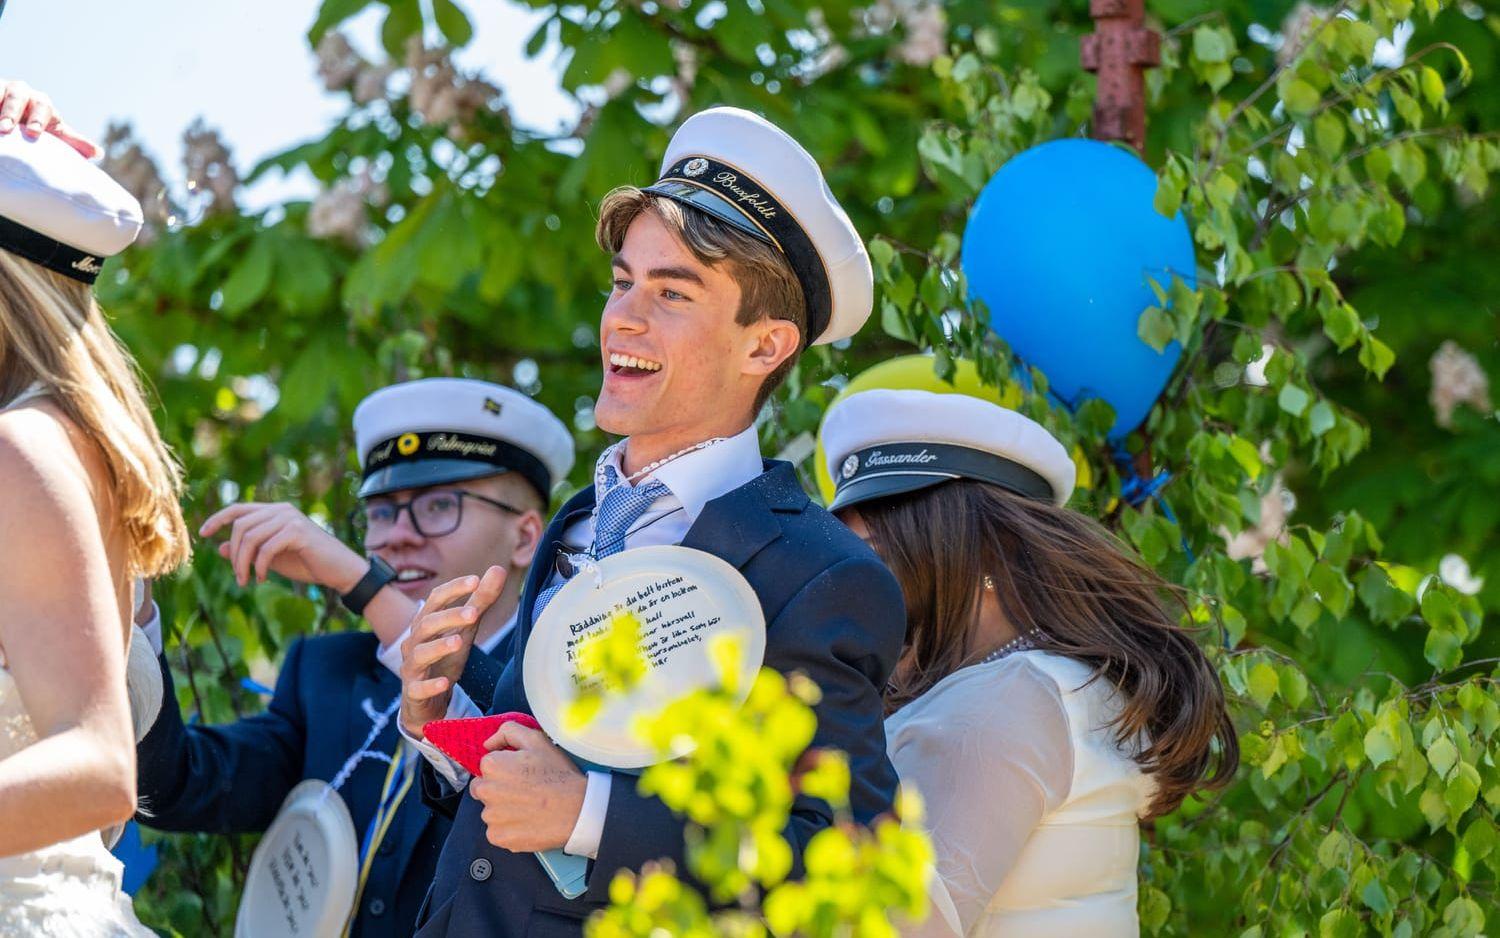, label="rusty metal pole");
[1079,0,1161,155]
